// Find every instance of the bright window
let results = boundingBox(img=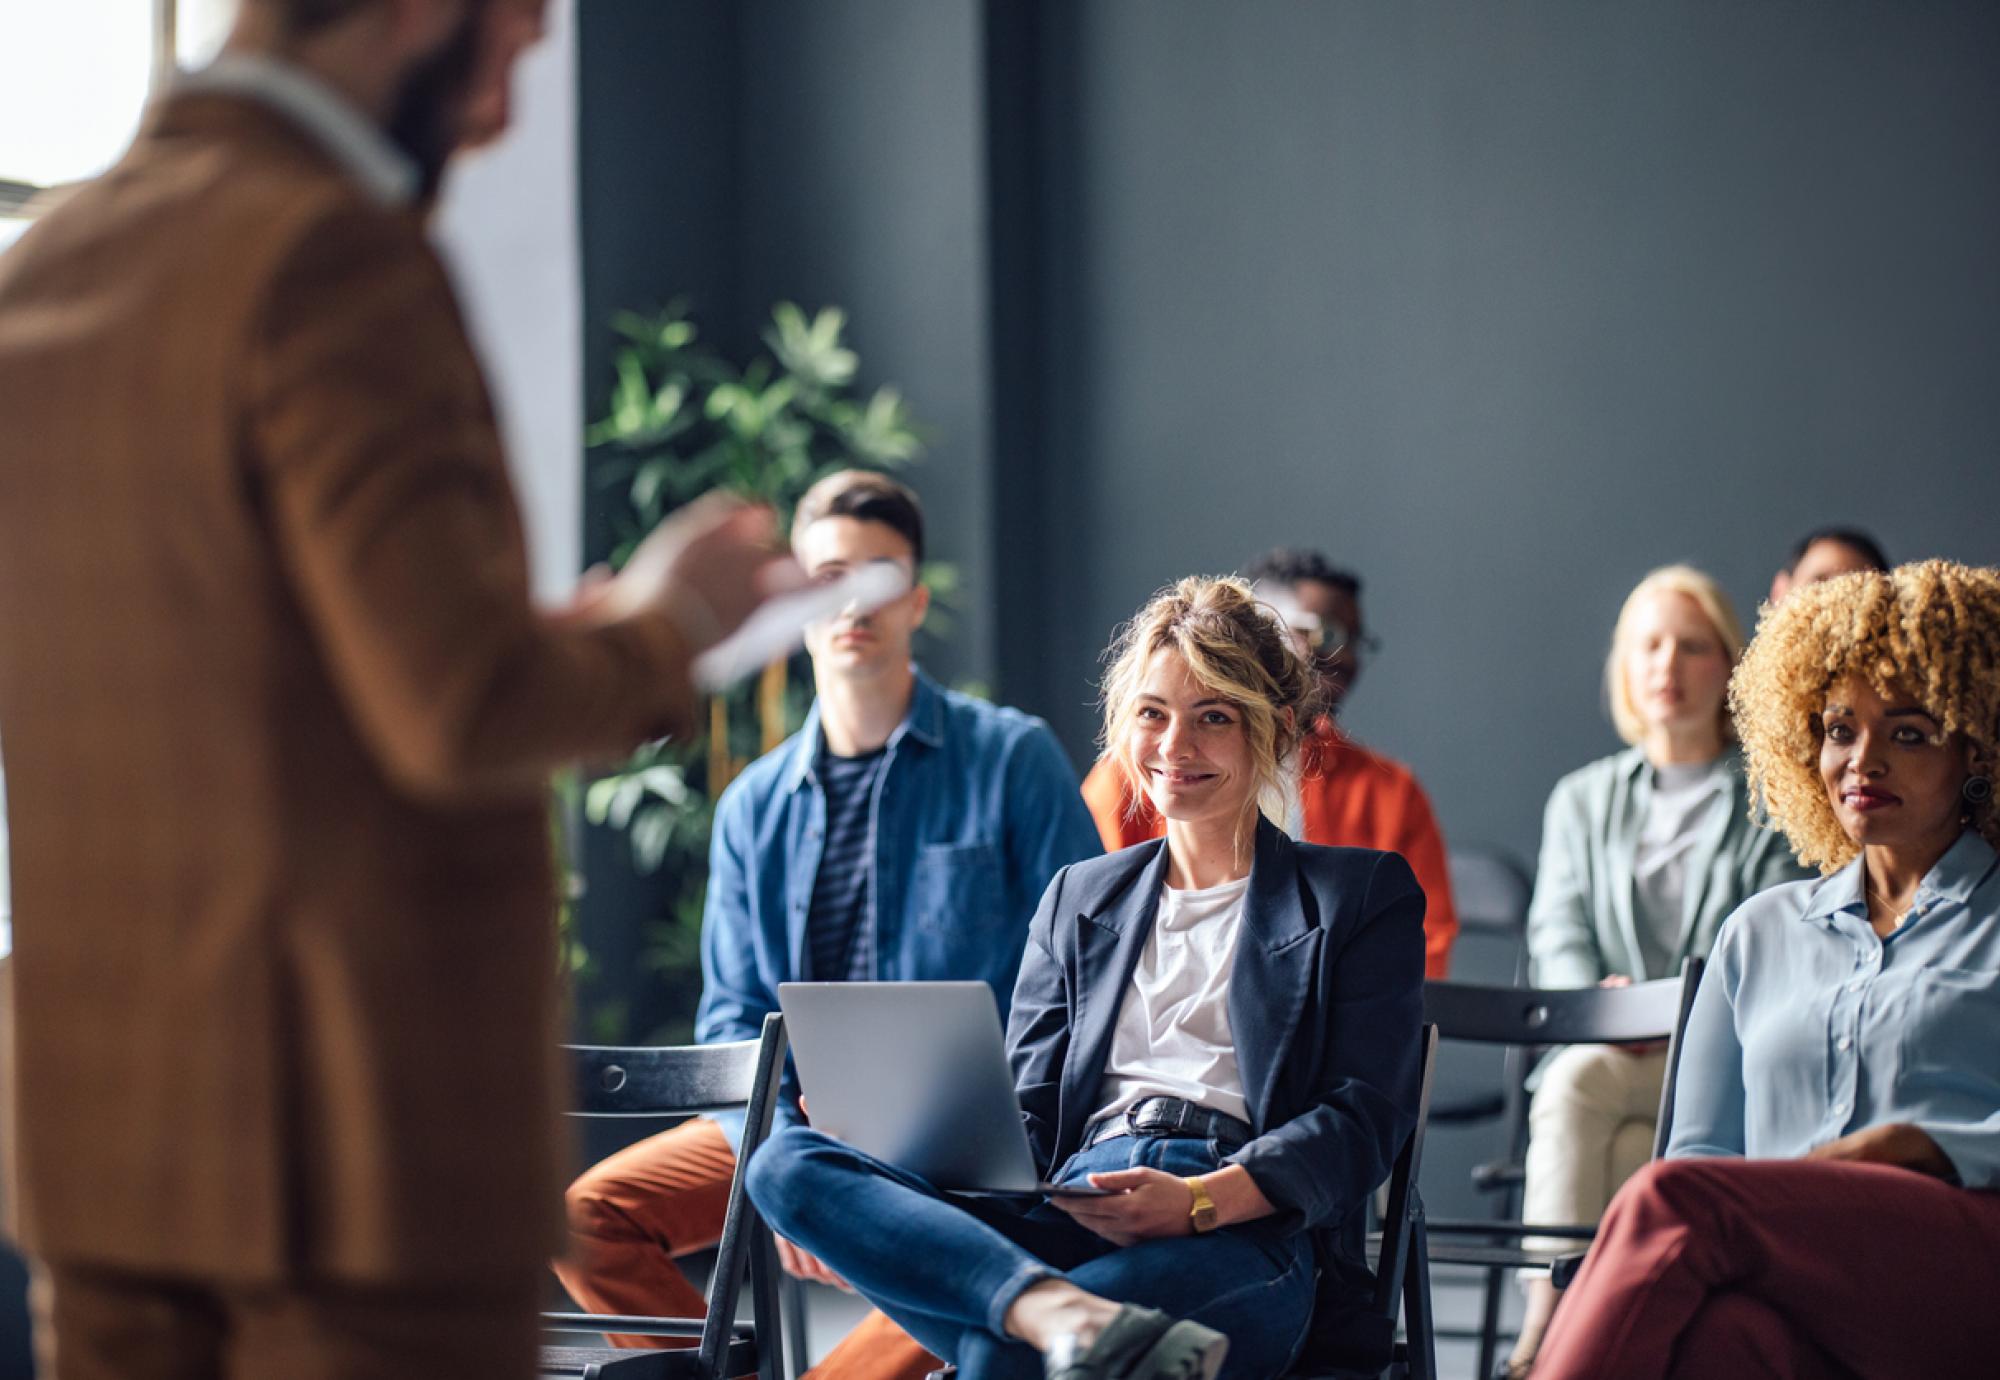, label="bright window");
[0,3,159,189]
[0,0,239,191]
